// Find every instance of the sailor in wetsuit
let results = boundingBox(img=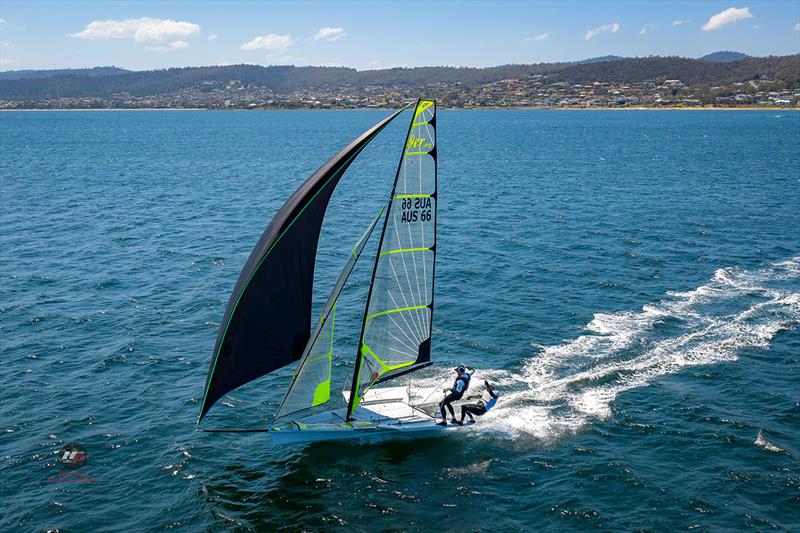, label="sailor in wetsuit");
[455,380,499,425]
[437,364,474,426]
